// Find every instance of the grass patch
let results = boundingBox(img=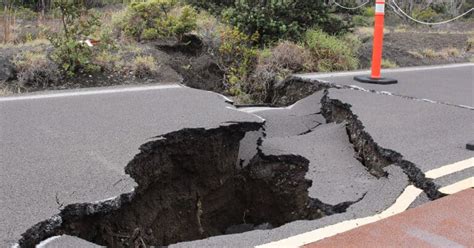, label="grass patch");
[381,59,398,68]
